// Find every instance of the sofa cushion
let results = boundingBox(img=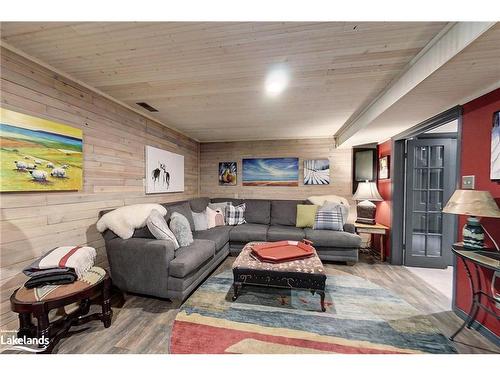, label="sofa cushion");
[305,228,362,248]
[146,209,180,249]
[192,210,208,231]
[226,203,246,226]
[169,212,194,247]
[189,197,210,213]
[229,223,268,242]
[313,203,345,231]
[296,204,319,228]
[244,199,271,225]
[271,200,303,226]
[193,226,231,252]
[267,225,305,242]
[164,202,195,231]
[169,239,216,278]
